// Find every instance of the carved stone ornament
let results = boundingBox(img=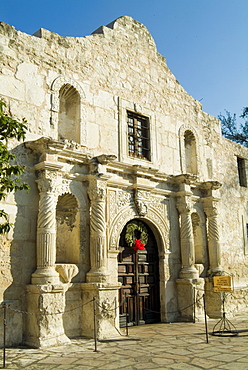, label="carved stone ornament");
[55,264,79,283]
[134,189,150,216]
[99,298,114,319]
[37,178,56,193]
[176,202,191,215]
